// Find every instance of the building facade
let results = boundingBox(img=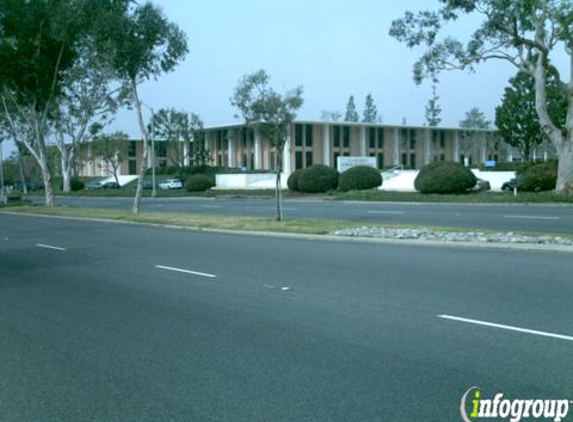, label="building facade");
[80,121,516,177]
